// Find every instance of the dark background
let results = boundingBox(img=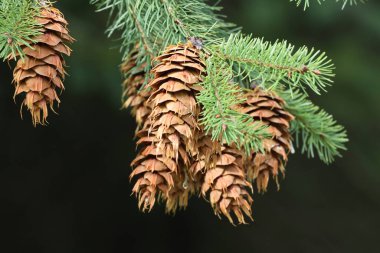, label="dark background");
[1,1,379,252]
